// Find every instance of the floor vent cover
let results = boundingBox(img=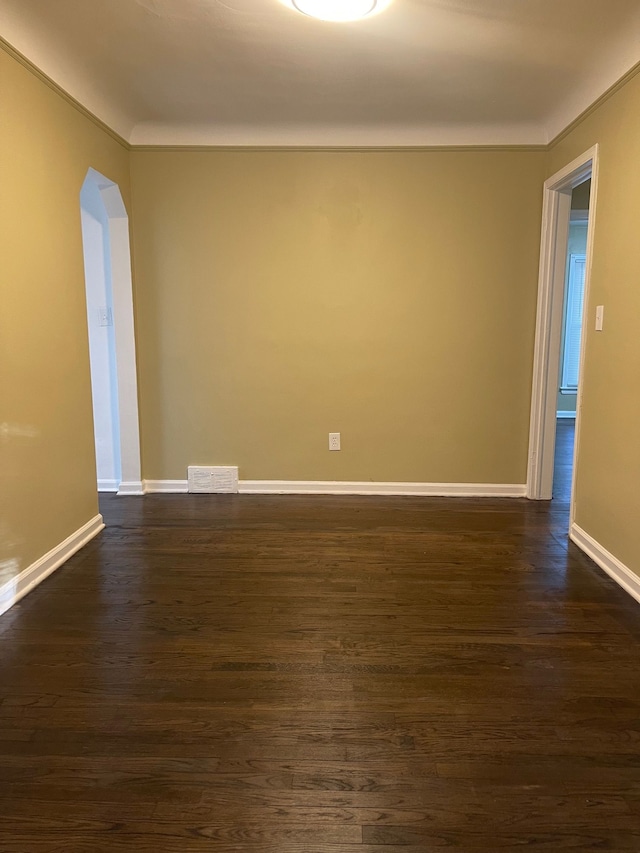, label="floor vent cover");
[187,466,238,493]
